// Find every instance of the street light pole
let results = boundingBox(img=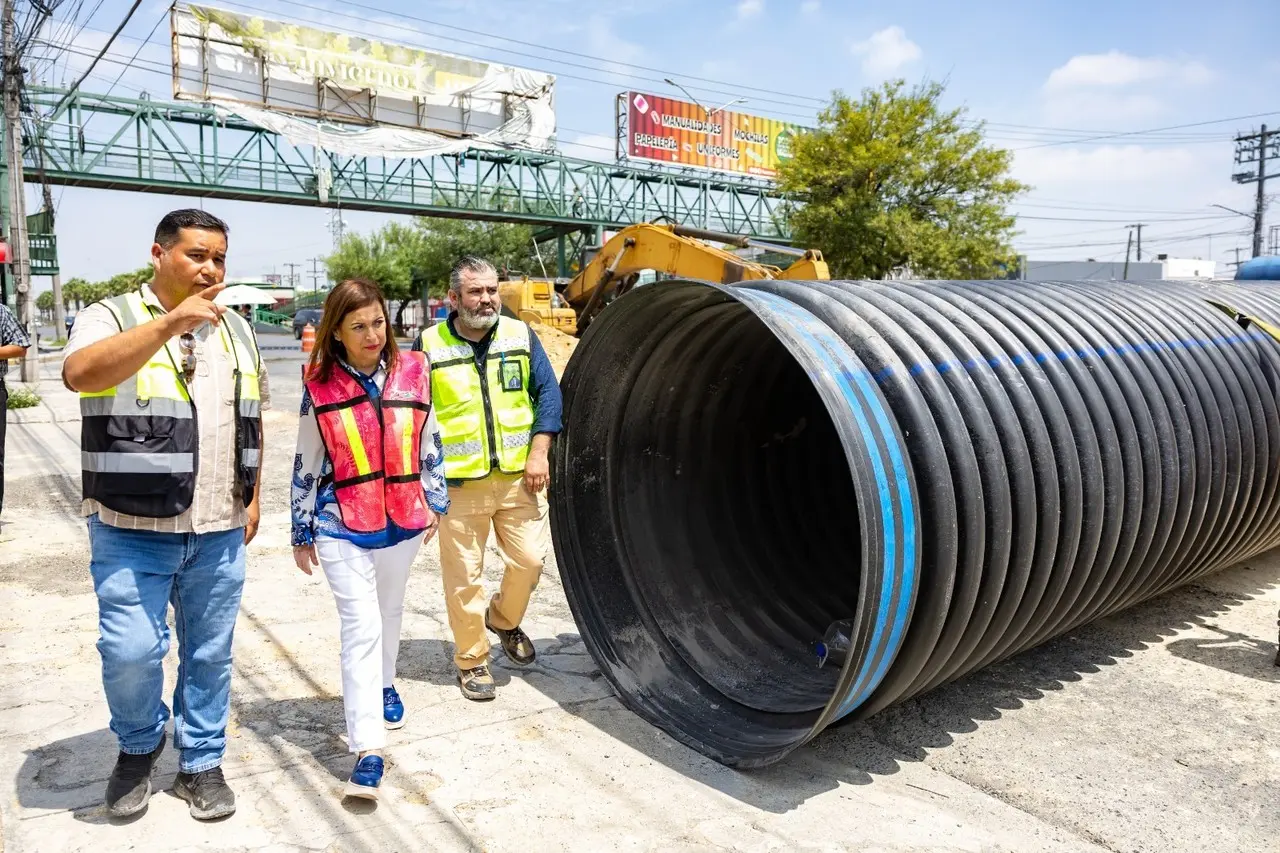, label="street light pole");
[662,77,746,117]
